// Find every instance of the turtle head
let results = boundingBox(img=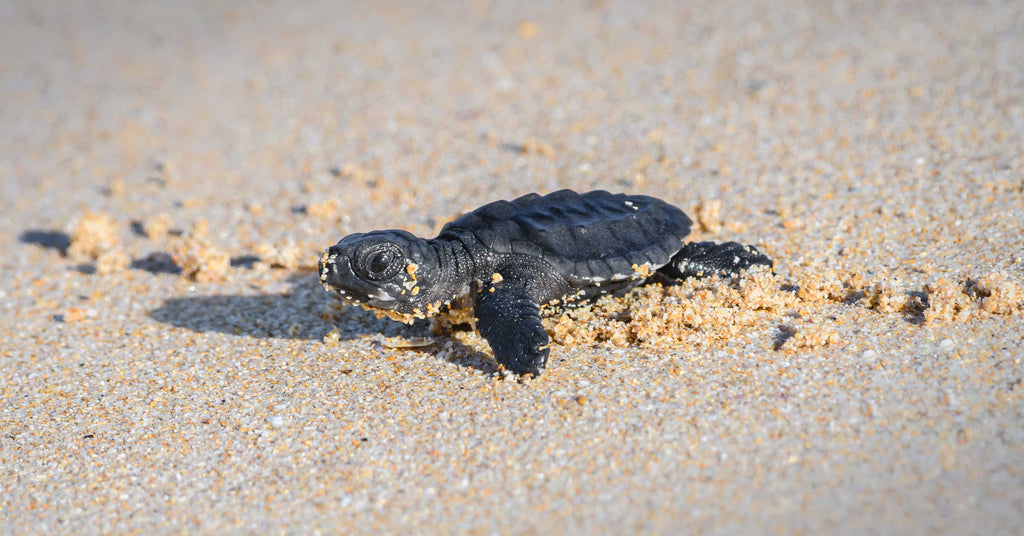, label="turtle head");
[319,230,440,314]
